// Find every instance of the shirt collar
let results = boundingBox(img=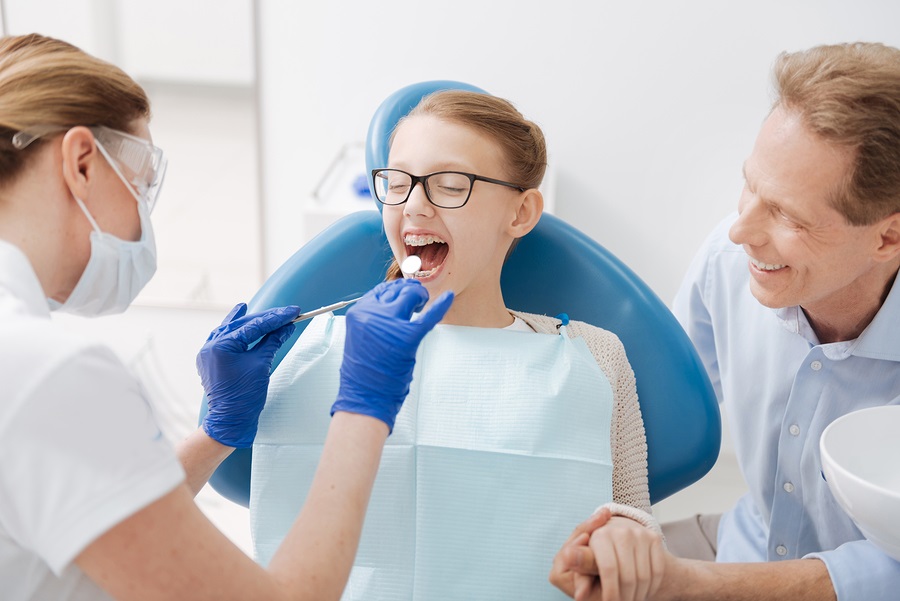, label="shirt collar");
[0,239,52,319]
[853,270,900,361]
[773,269,900,362]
